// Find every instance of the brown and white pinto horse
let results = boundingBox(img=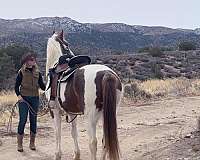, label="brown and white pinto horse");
[45,31,123,160]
